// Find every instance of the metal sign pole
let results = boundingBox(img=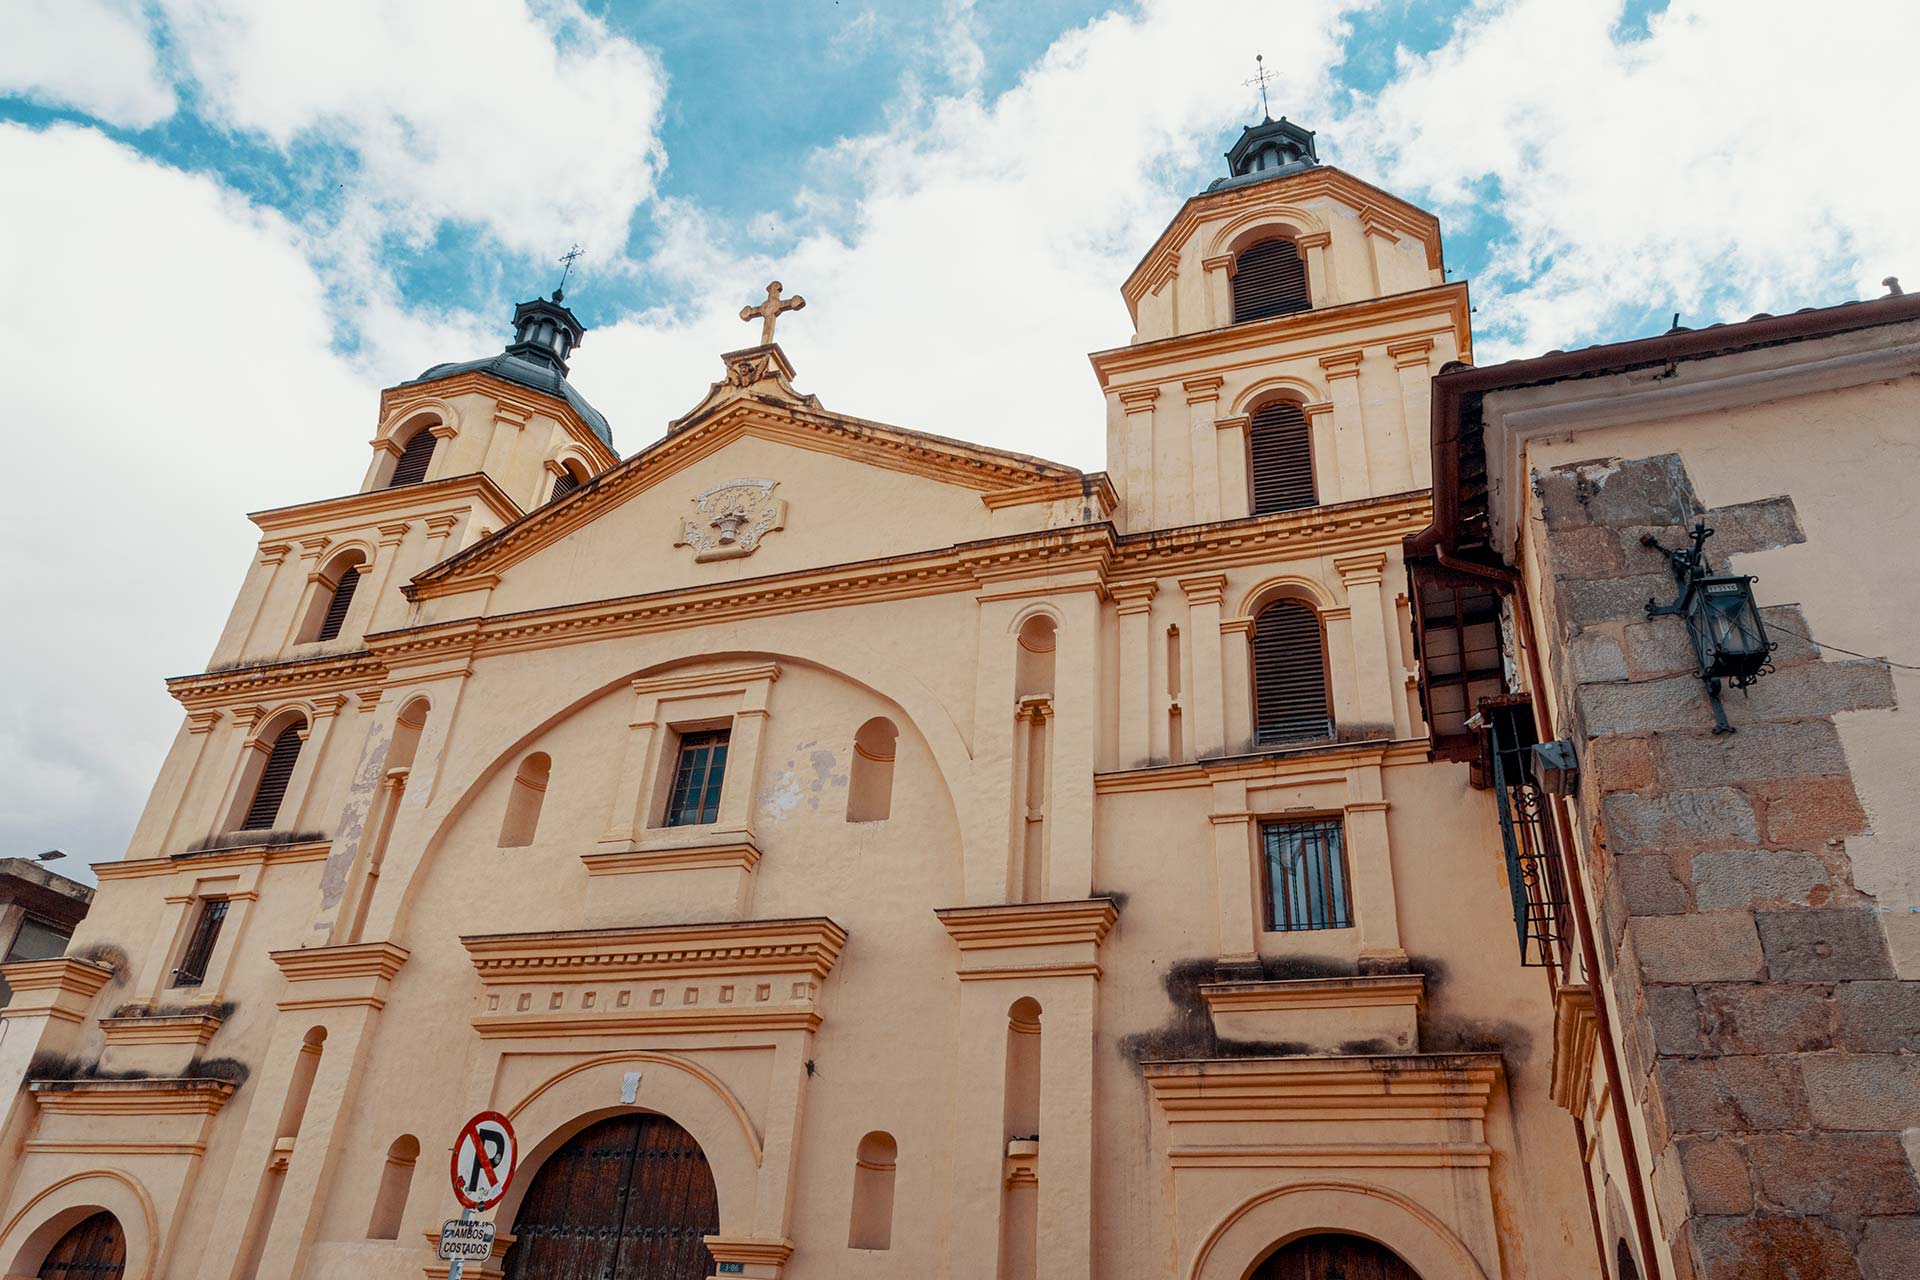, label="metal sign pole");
[446,1206,475,1280]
